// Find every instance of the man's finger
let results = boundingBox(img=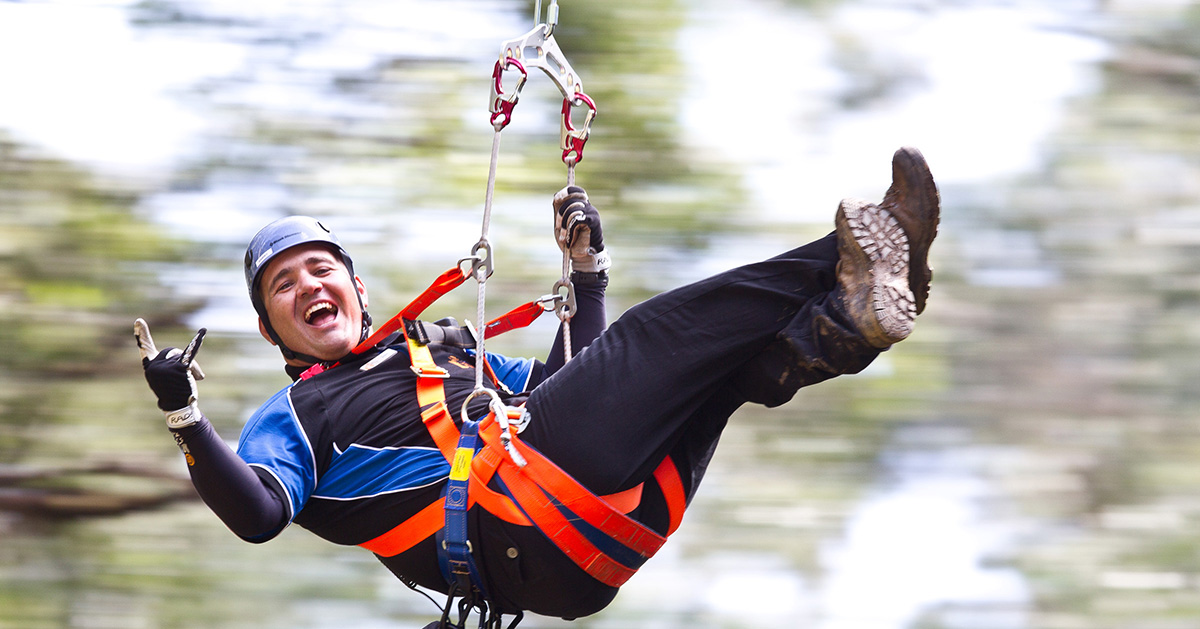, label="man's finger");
[181,328,207,381]
[134,318,159,361]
